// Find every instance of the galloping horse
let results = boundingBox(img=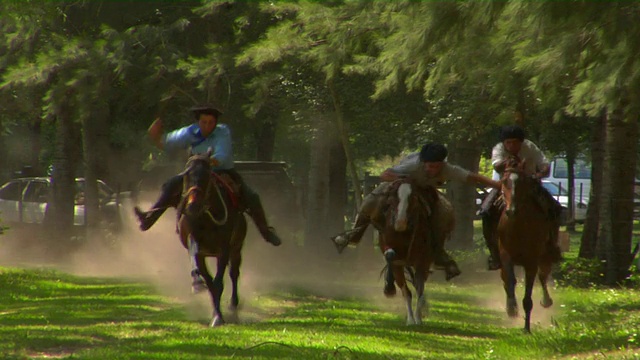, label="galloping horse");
[498,156,554,333]
[380,181,440,325]
[177,151,247,327]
